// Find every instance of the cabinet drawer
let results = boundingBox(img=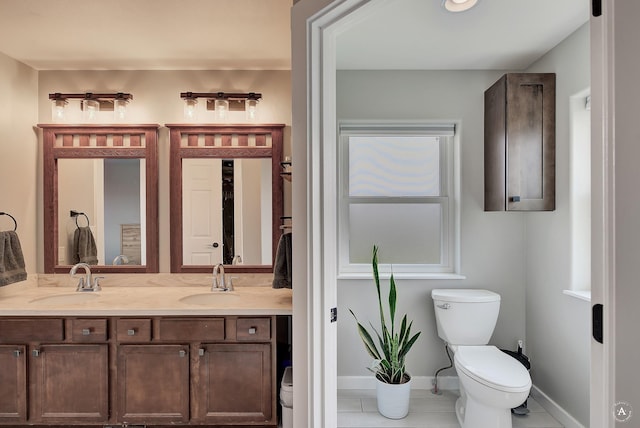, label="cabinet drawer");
[70,319,108,342]
[158,318,225,342]
[0,319,64,343]
[116,319,151,342]
[236,318,271,341]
